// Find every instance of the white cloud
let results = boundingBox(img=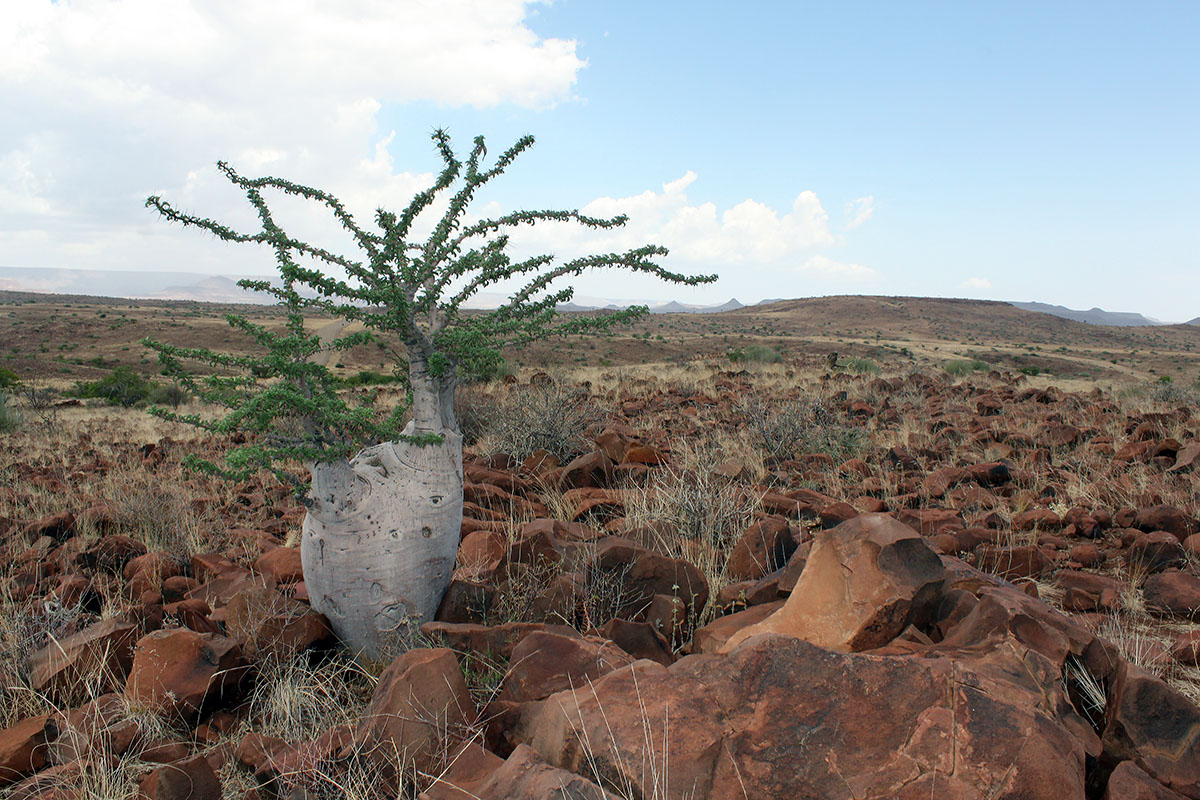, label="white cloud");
[514,173,837,266]
[491,172,876,298]
[0,0,583,269]
[845,195,874,229]
[960,276,993,290]
[798,254,877,281]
